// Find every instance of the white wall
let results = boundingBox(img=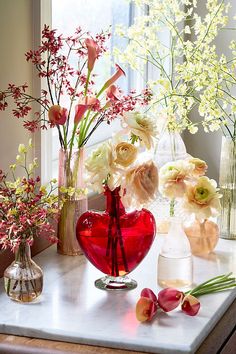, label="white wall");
[0,0,33,173]
[184,0,236,182]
